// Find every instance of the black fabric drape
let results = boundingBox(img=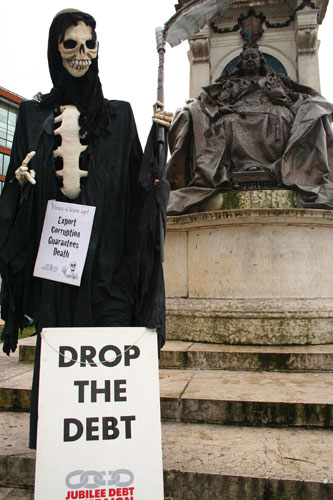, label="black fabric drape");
[0,99,147,352]
[0,9,168,450]
[136,123,170,349]
[0,100,167,448]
